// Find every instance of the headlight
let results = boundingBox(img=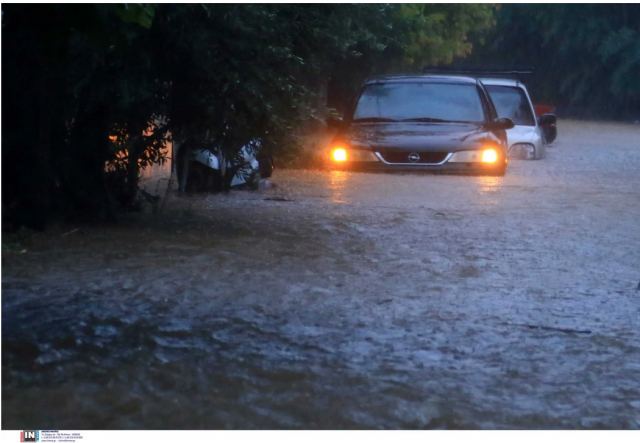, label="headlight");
[481,148,498,163]
[509,143,535,160]
[449,146,502,163]
[449,150,481,162]
[331,147,348,162]
[329,146,378,162]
